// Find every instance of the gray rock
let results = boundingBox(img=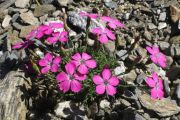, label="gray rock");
[34,4,56,17]
[20,11,39,25]
[139,93,180,117]
[12,22,23,30]
[123,70,137,83]
[104,41,115,57]
[164,79,171,96]
[0,51,3,58]
[124,13,130,20]
[159,12,166,21]
[169,35,180,44]
[116,50,128,60]
[158,41,170,51]
[178,20,180,30]
[136,73,146,85]
[87,38,95,46]
[15,0,29,8]
[57,0,73,6]
[120,99,131,107]
[20,25,37,38]
[135,113,146,120]
[176,84,180,99]
[104,0,111,2]
[105,1,118,9]
[143,30,152,41]
[2,15,12,28]
[147,23,157,30]
[158,22,167,30]
[41,0,54,4]
[11,13,19,23]
[54,101,87,119]
[166,56,173,67]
